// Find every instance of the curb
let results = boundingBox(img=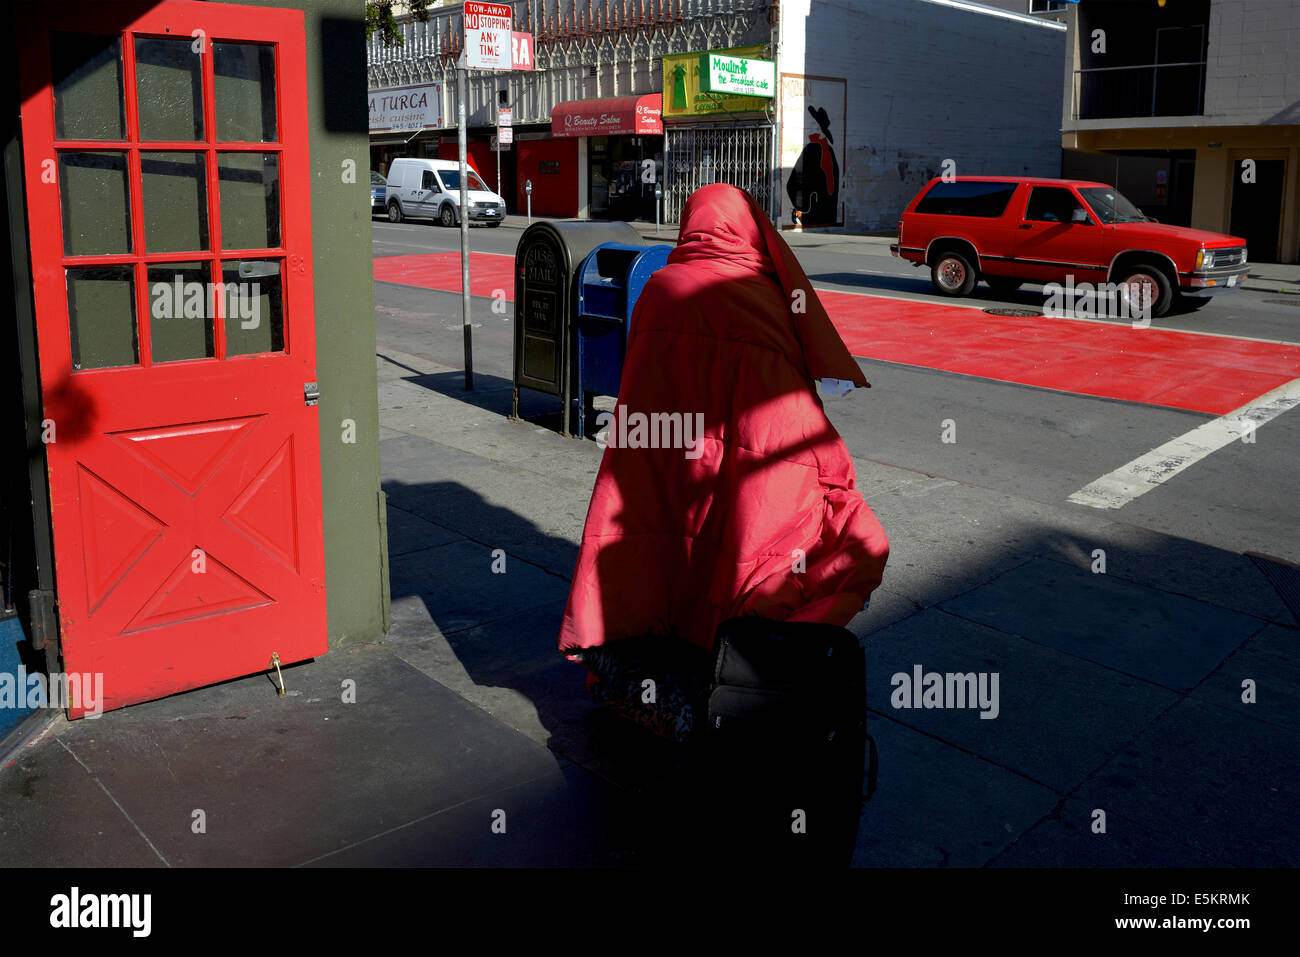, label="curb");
[496,219,671,237]
[0,708,60,767]
[1241,283,1300,296]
